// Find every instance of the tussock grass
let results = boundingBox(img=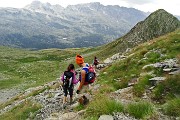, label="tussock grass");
[75,104,85,111]
[152,74,180,101]
[133,75,151,97]
[162,98,180,117]
[86,95,123,118]
[99,84,116,94]
[126,101,154,119]
[152,84,165,100]
[164,74,180,95]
